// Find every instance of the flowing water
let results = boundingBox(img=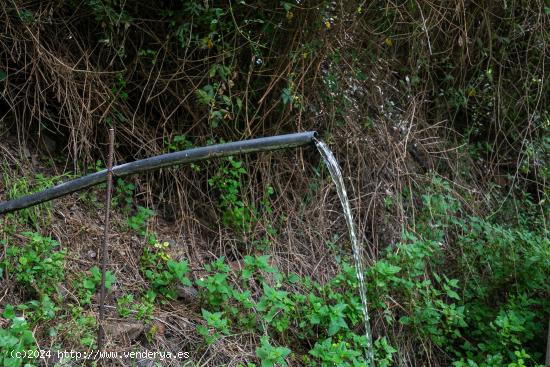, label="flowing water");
[315,139,375,366]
